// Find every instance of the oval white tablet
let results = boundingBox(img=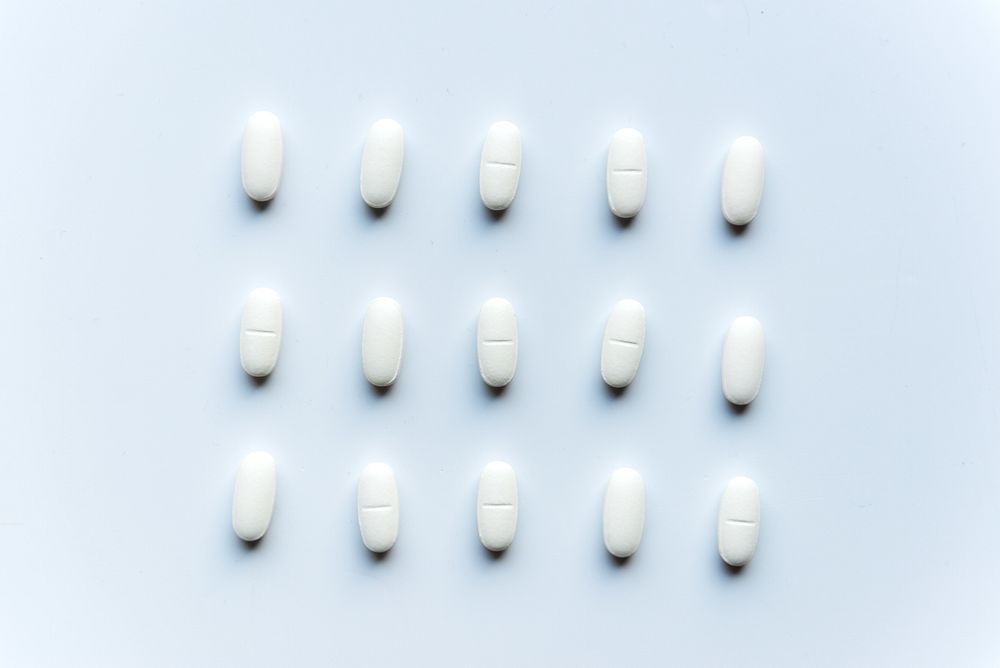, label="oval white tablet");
[232,451,276,542]
[606,128,647,219]
[479,121,522,211]
[722,316,765,405]
[357,462,399,553]
[240,288,283,377]
[241,111,283,202]
[477,298,518,387]
[360,119,405,208]
[718,476,760,567]
[477,461,518,551]
[722,136,765,226]
[362,297,404,387]
[603,468,645,558]
[601,299,646,388]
